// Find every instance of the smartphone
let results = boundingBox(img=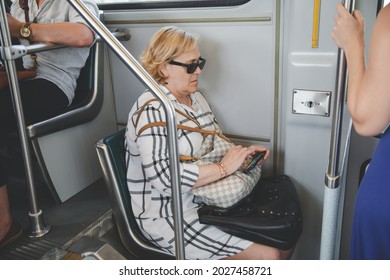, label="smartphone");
[242,151,266,174]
